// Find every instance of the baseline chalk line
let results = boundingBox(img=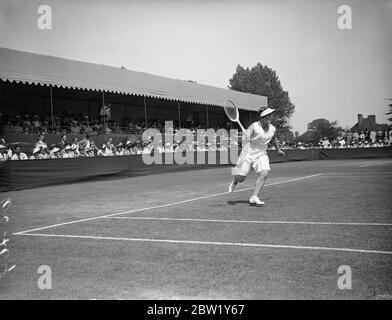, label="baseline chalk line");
[15,232,392,255]
[13,174,323,235]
